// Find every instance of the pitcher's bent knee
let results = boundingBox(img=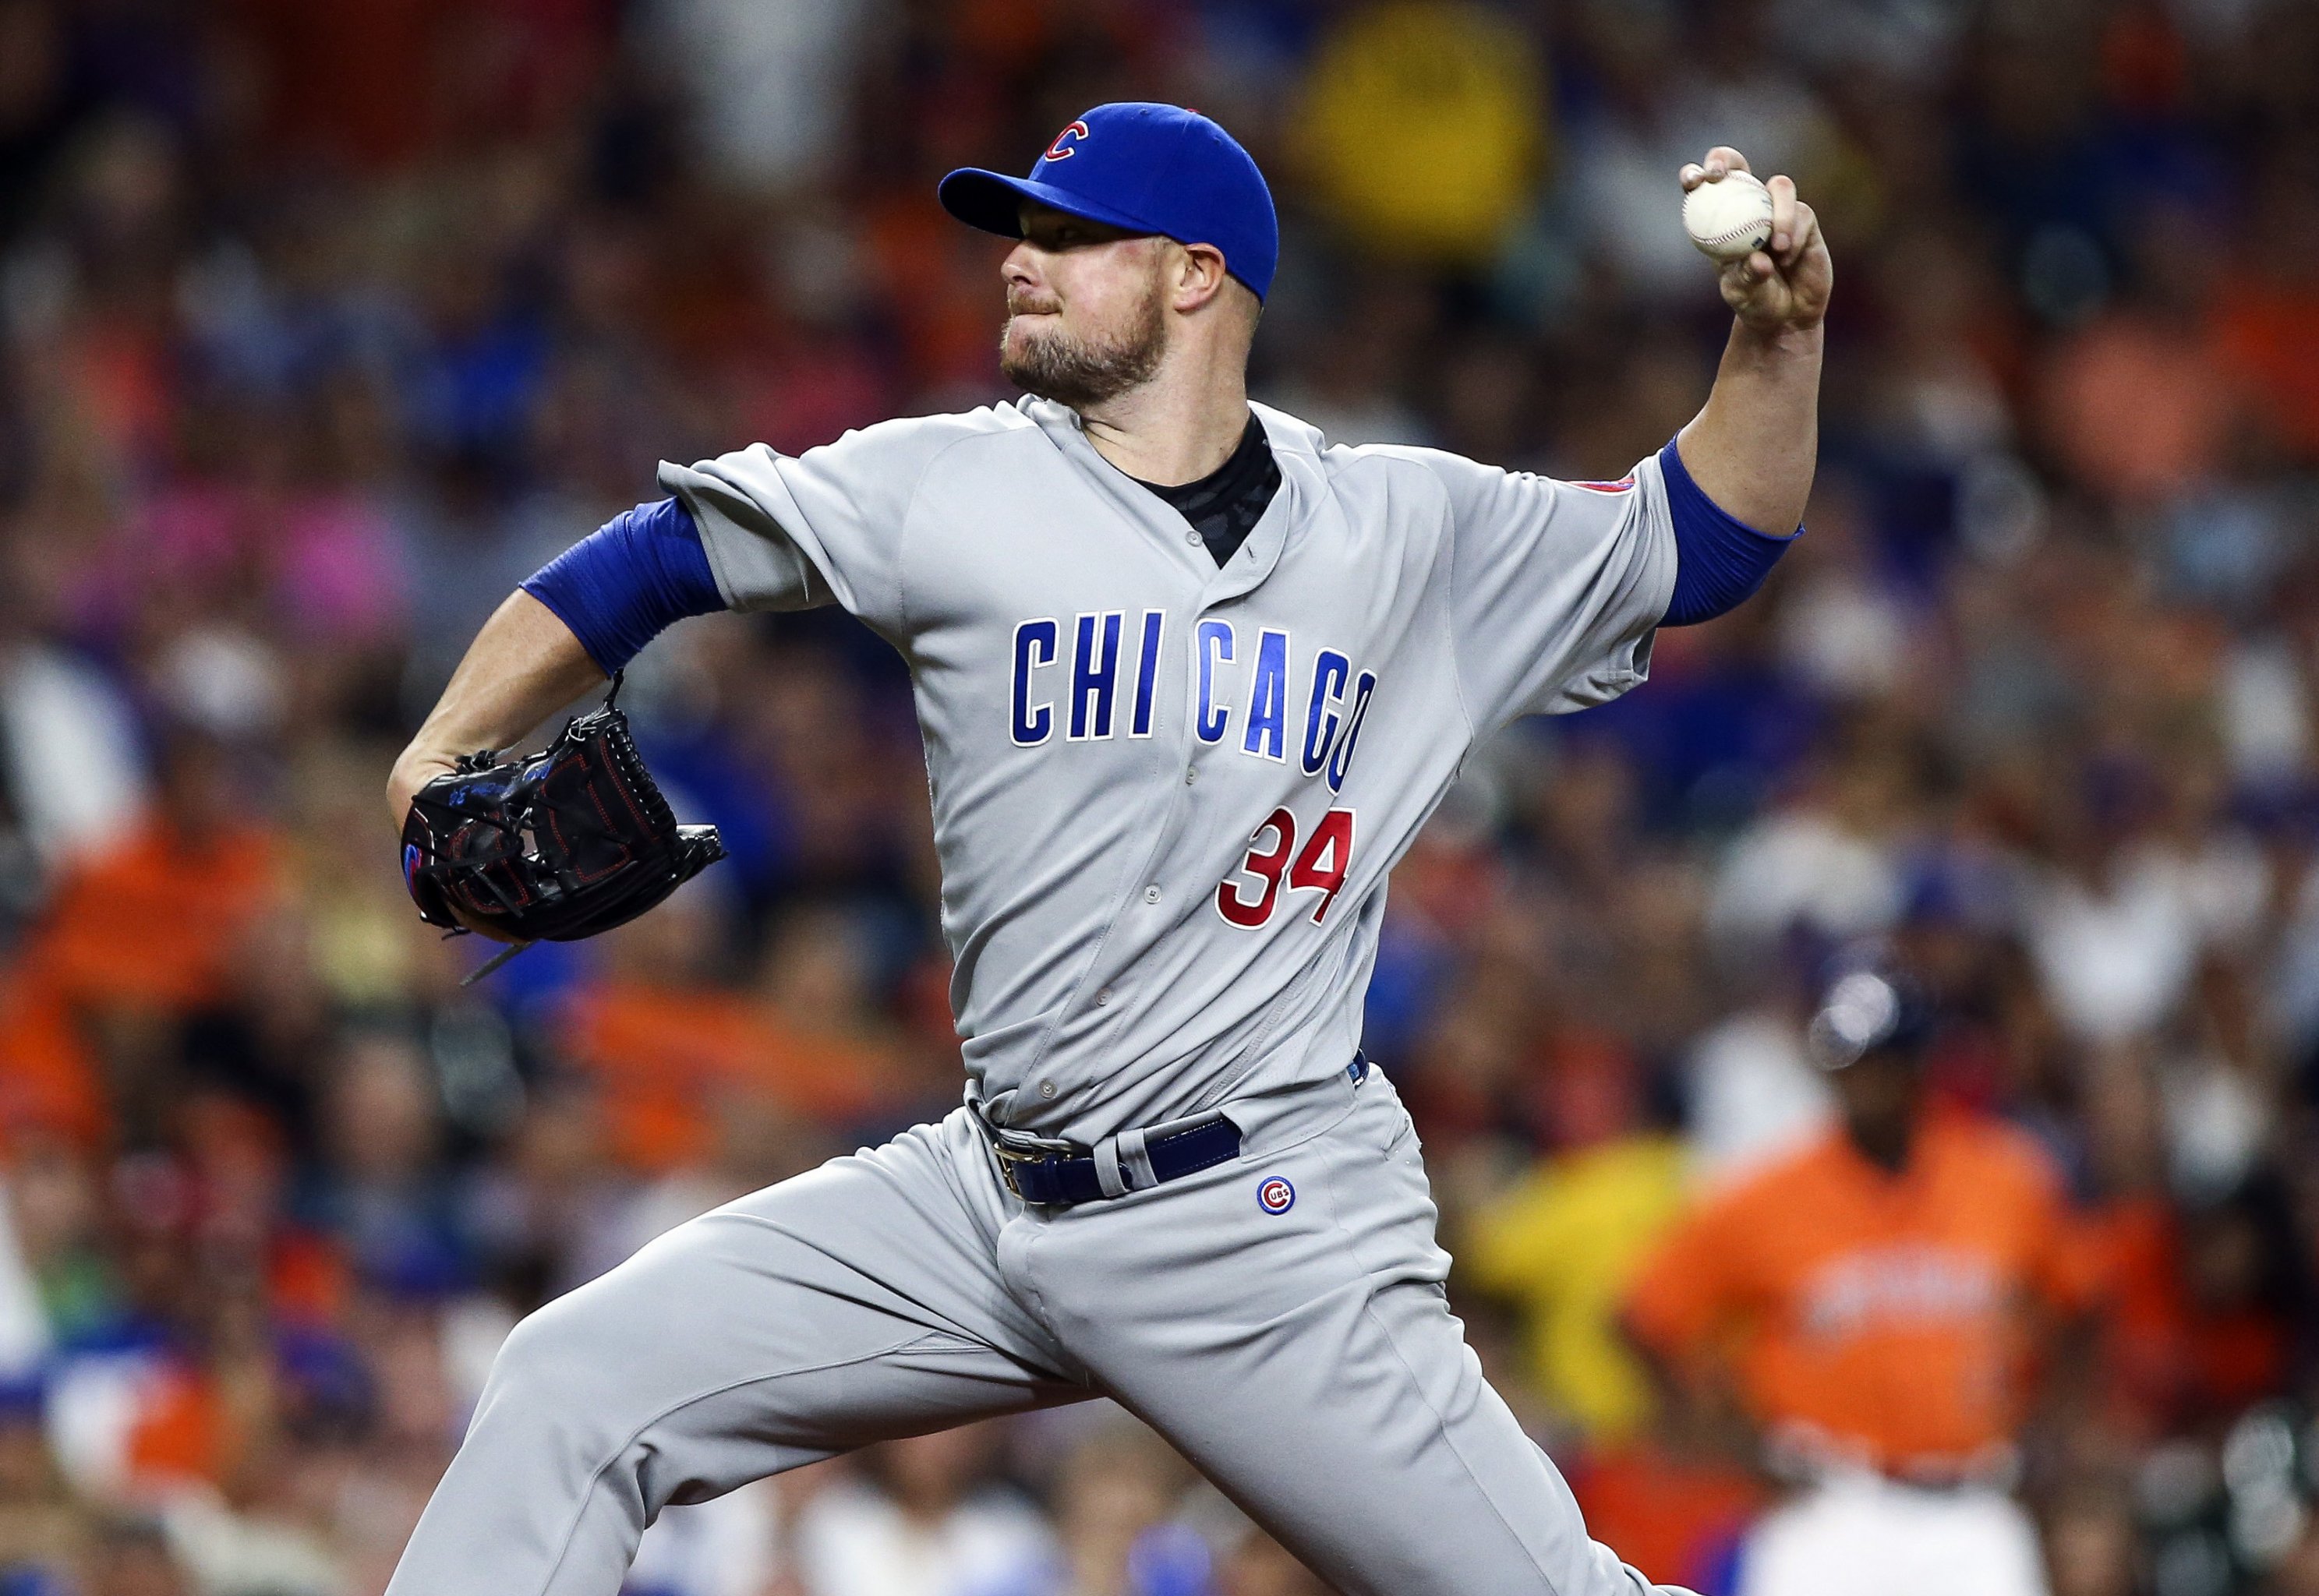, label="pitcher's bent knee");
[469,1293,649,1458]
